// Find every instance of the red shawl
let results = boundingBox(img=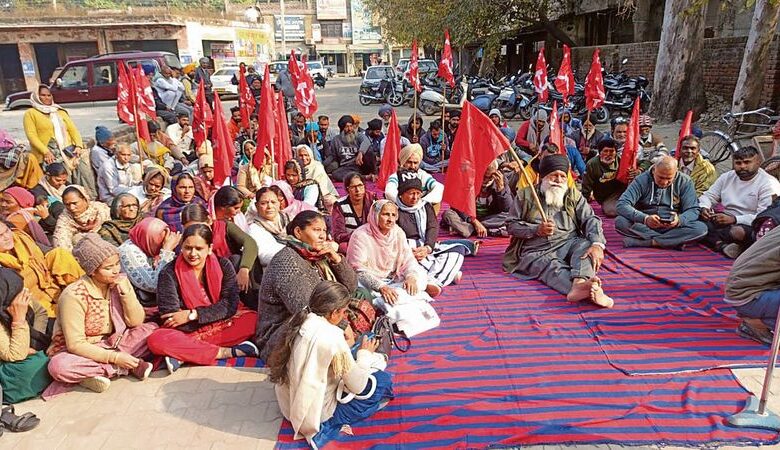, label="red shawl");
[211,220,231,258]
[174,253,223,309]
